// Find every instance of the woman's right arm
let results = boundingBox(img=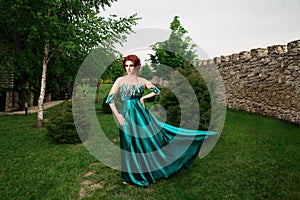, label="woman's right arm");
[106,78,125,125]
